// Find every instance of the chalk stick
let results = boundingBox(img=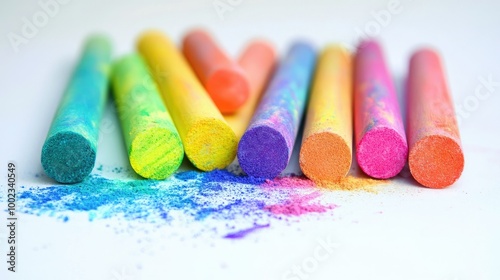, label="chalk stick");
[407,49,464,188]
[354,40,408,179]
[299,45,353,183]
[224,40,276,140]
[137,30,237,171]
[111,54,184,179]
[41,35,112,183]
[238,42,316,178]
[182,29,250,113]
